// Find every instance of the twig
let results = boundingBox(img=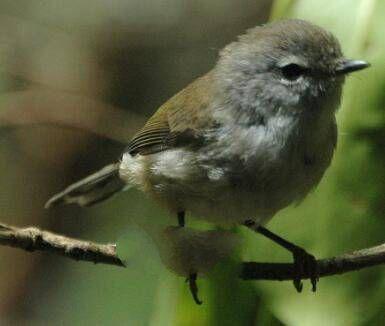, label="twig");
[0,222,384,281]
[0,222,124,267]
